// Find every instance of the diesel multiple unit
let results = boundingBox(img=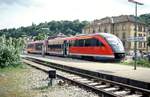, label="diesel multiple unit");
[26,33,125,61]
